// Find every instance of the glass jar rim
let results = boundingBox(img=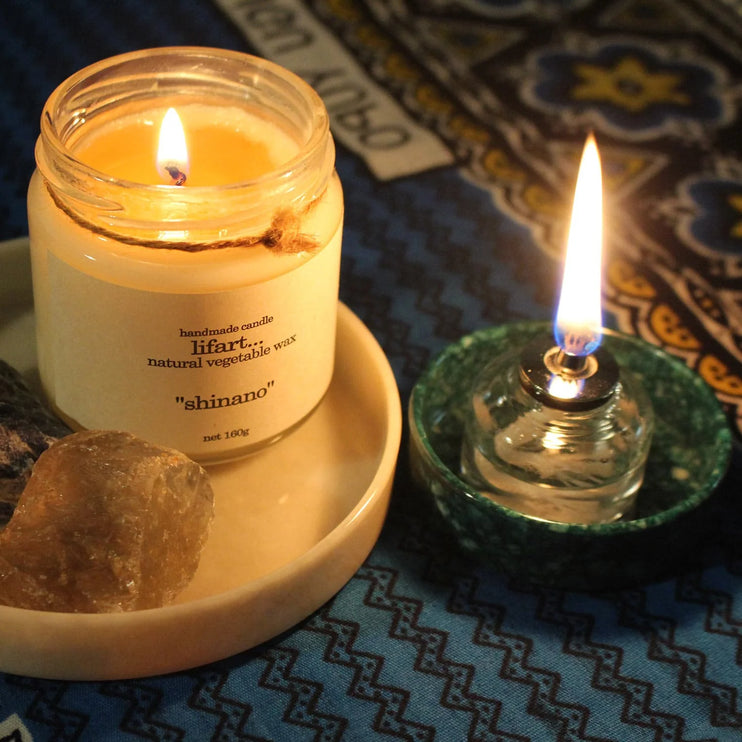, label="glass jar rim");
[38,46,331,193]
[34,46,336,244]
